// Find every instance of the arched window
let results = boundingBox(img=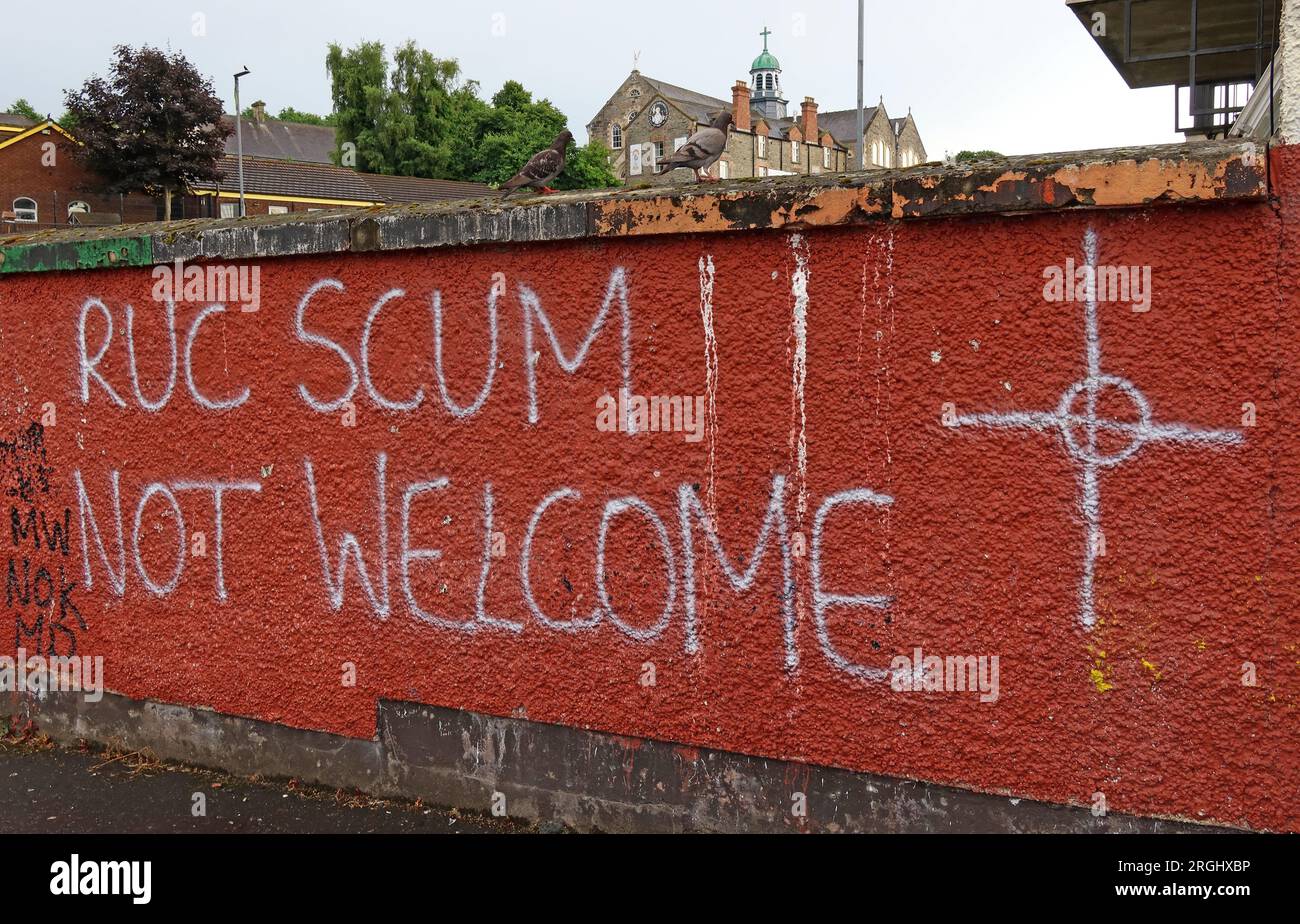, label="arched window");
[12,197,37,222]
[611,124,623,150]
[765,74,774,91]
[68,200,90,218]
